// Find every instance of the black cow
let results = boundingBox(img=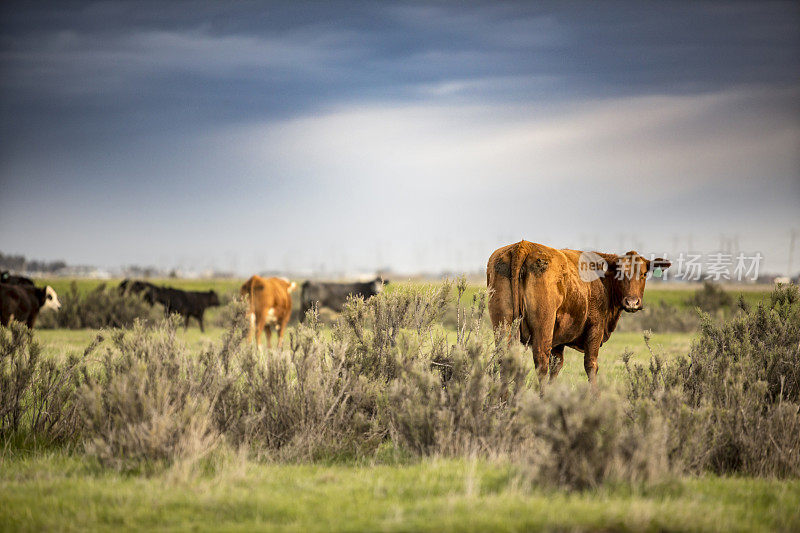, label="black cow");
[300,277,387,321]
[118,279,158,302]
[118,280,220,331]
[0,283,61,328]
[1,270,35,287]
